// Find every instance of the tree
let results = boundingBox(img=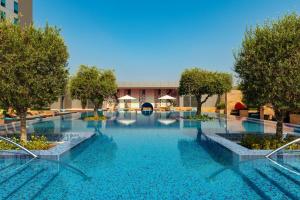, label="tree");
[0,21,69,142]
[70,65,117,117]
[179,68,232,115]
[234,13,300,138]
[69,66,90,109]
